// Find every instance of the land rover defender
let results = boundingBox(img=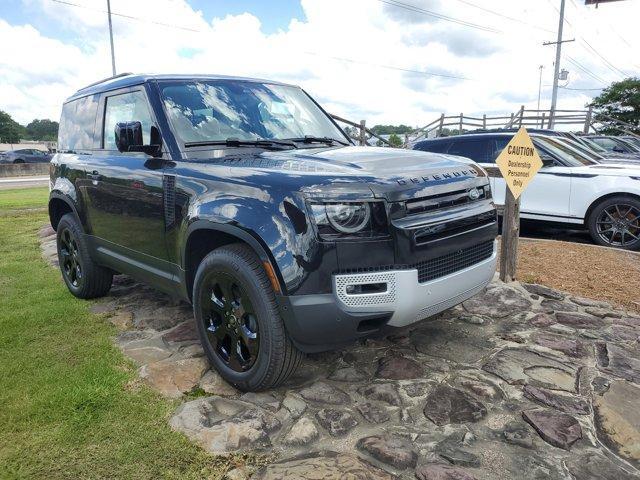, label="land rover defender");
[49,74,498,390]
